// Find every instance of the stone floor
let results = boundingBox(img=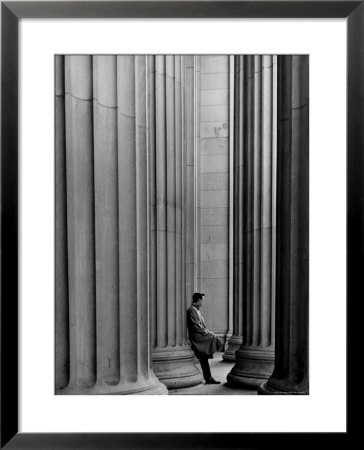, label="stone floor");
[169,352,258,395]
